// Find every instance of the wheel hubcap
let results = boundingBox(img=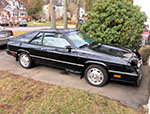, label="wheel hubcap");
[87,68,104,85]
[20,54,30,67]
